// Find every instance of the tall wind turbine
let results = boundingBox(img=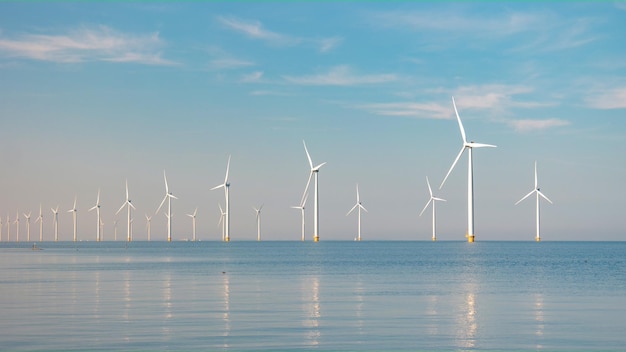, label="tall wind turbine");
[346,184,368,241]
[218,203,226,241]
[420,177,446,241]
[516,161,553,242]
[302,141,326,242]
[14,210,20,242]
[156,171,177,242]
[211,156,231,242]
[36,204,43,242]
[23,211,32,242]
[116,180,135,242]
[145,214,152,241]
[67,196,78,242]
[253,205,263,241]
[291,193,308,241]
[51,206,59,242]
[440,97,496,242]
[187,208,197,241]
[89,189,102,242]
